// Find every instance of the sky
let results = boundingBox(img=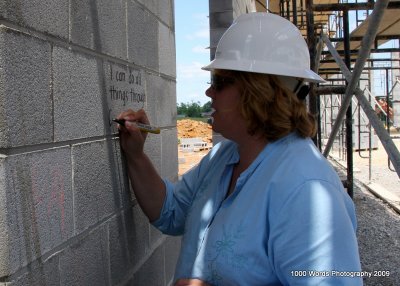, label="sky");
[173,2,398,102]
[174,0,211,106]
